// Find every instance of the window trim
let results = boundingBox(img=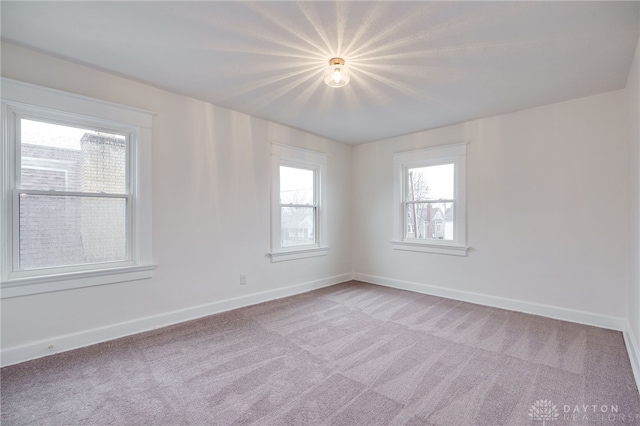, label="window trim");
[392,142,469,256]
[270,143,328,262]
[1,78,156,298]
